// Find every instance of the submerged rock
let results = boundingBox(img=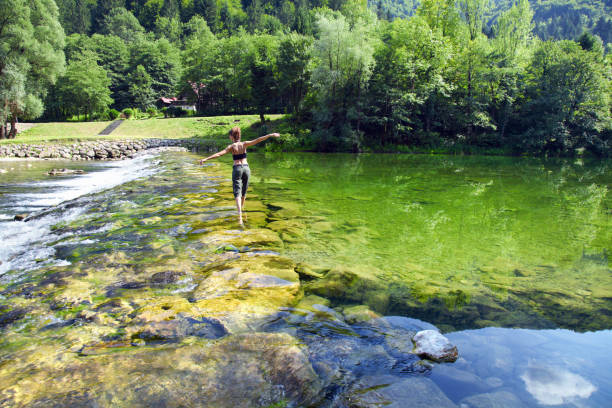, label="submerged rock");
[134,316,228,342]
[78,340,133,356]
[191,254,302,332]
[47,168,85,176]
[295,295,331,312]
[307,267,389,313]
[131,296,199,325]
[201,228,283,249]
[4,333,324,408]
[342,305,381,324]
[432,366,490,397]
[149,270,186,286]
[0,306,29,328]
[215,244,240,253]
[341,375,457,408]
[413,330,458,362]
[139,216,162,226]
[295,263,324,280]
[266,219,306,242]
[459,390,527,408]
